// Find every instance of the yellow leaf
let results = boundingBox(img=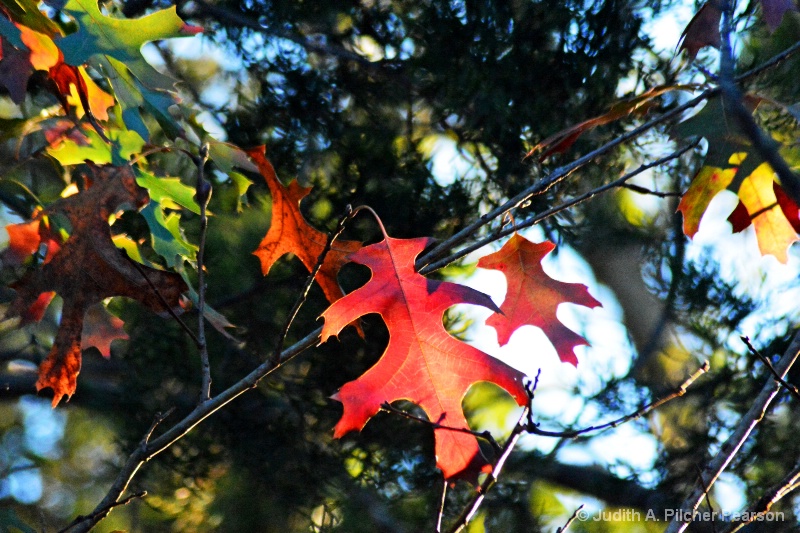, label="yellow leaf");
[738,163,799,262]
